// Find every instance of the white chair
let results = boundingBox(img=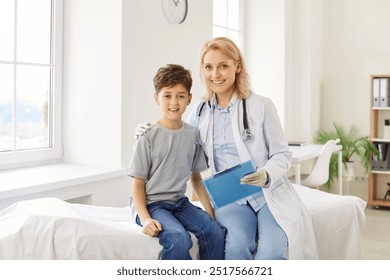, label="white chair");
[300,139,341,189]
